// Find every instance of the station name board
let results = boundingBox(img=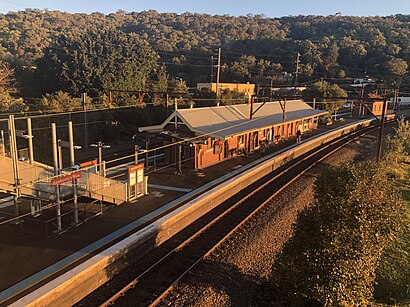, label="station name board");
[51,172,81,186]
